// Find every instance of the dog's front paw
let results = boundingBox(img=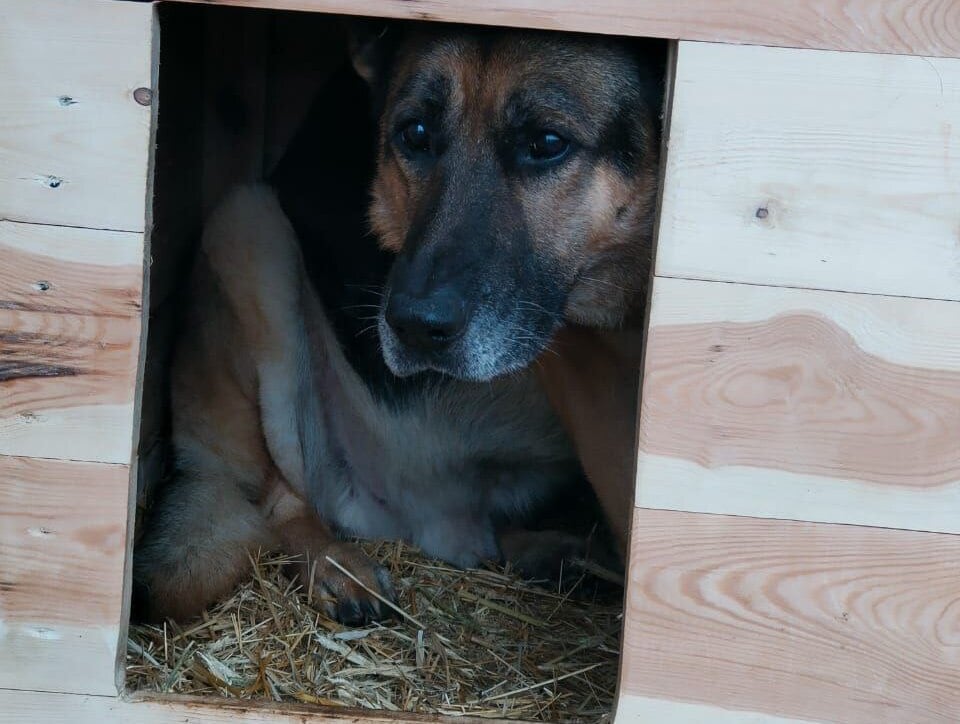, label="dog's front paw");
[500,528,624,595]
[499,528,587,582]
[415,518,500,570]
[293,542,396,625]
